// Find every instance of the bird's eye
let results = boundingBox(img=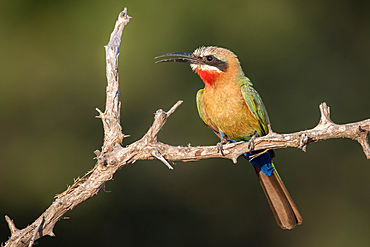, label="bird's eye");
[206,55,213,61]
